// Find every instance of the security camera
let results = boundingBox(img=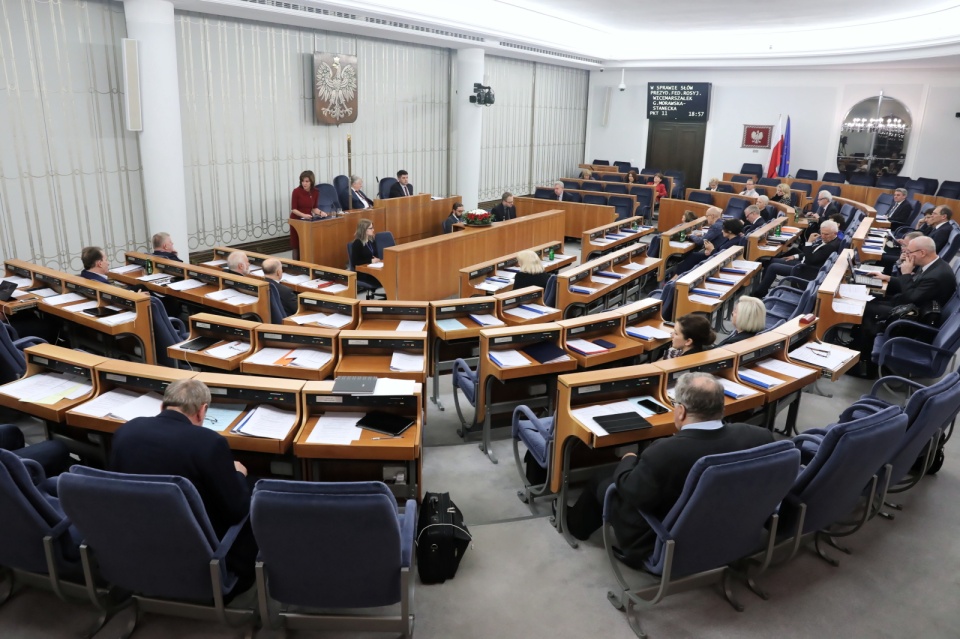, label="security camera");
[618,82,626,92]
